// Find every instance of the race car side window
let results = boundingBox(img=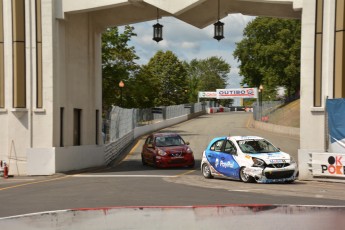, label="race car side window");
[224,140,237,154]
[146,136,153,145]
[210,140,224,152]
